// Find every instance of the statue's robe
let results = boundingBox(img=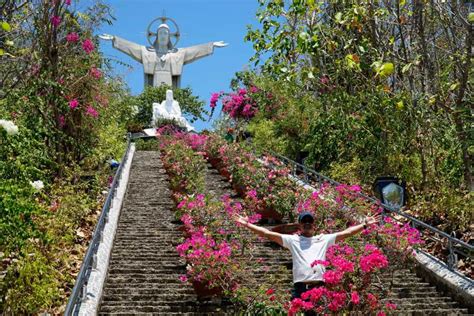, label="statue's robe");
[112,36,214,88]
